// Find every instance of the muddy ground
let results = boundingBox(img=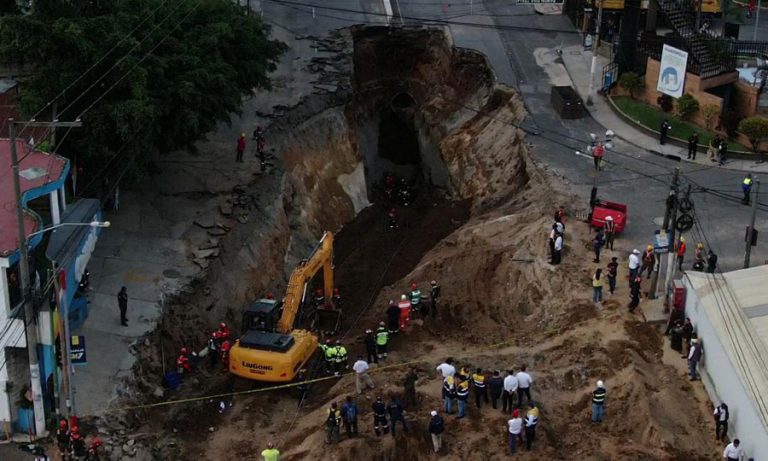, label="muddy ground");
[80,26,723,461]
